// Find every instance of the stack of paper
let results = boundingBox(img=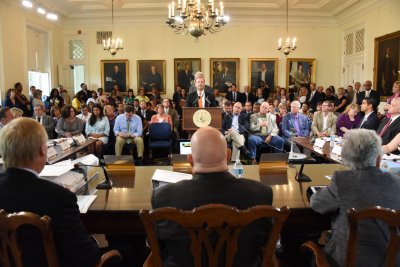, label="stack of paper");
[77,195,97,213]
[152,169,192,183]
